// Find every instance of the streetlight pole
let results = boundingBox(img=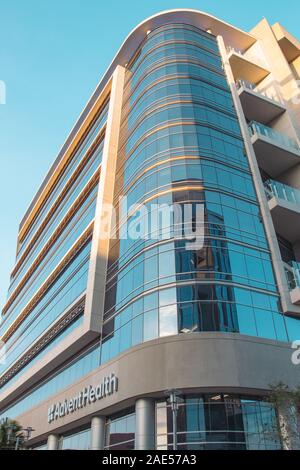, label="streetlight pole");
[23,427,35,441]
[166,390,183,451]
[20,426,35,450]
[15,436,20,451]
[6,422,17,448]
[5,422,35,450]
